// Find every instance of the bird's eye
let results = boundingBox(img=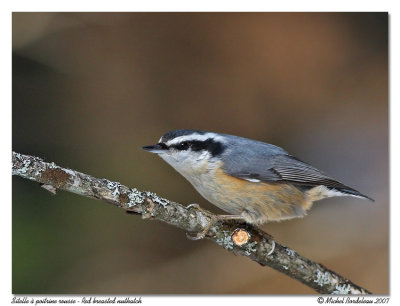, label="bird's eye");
[178,142,189,150]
